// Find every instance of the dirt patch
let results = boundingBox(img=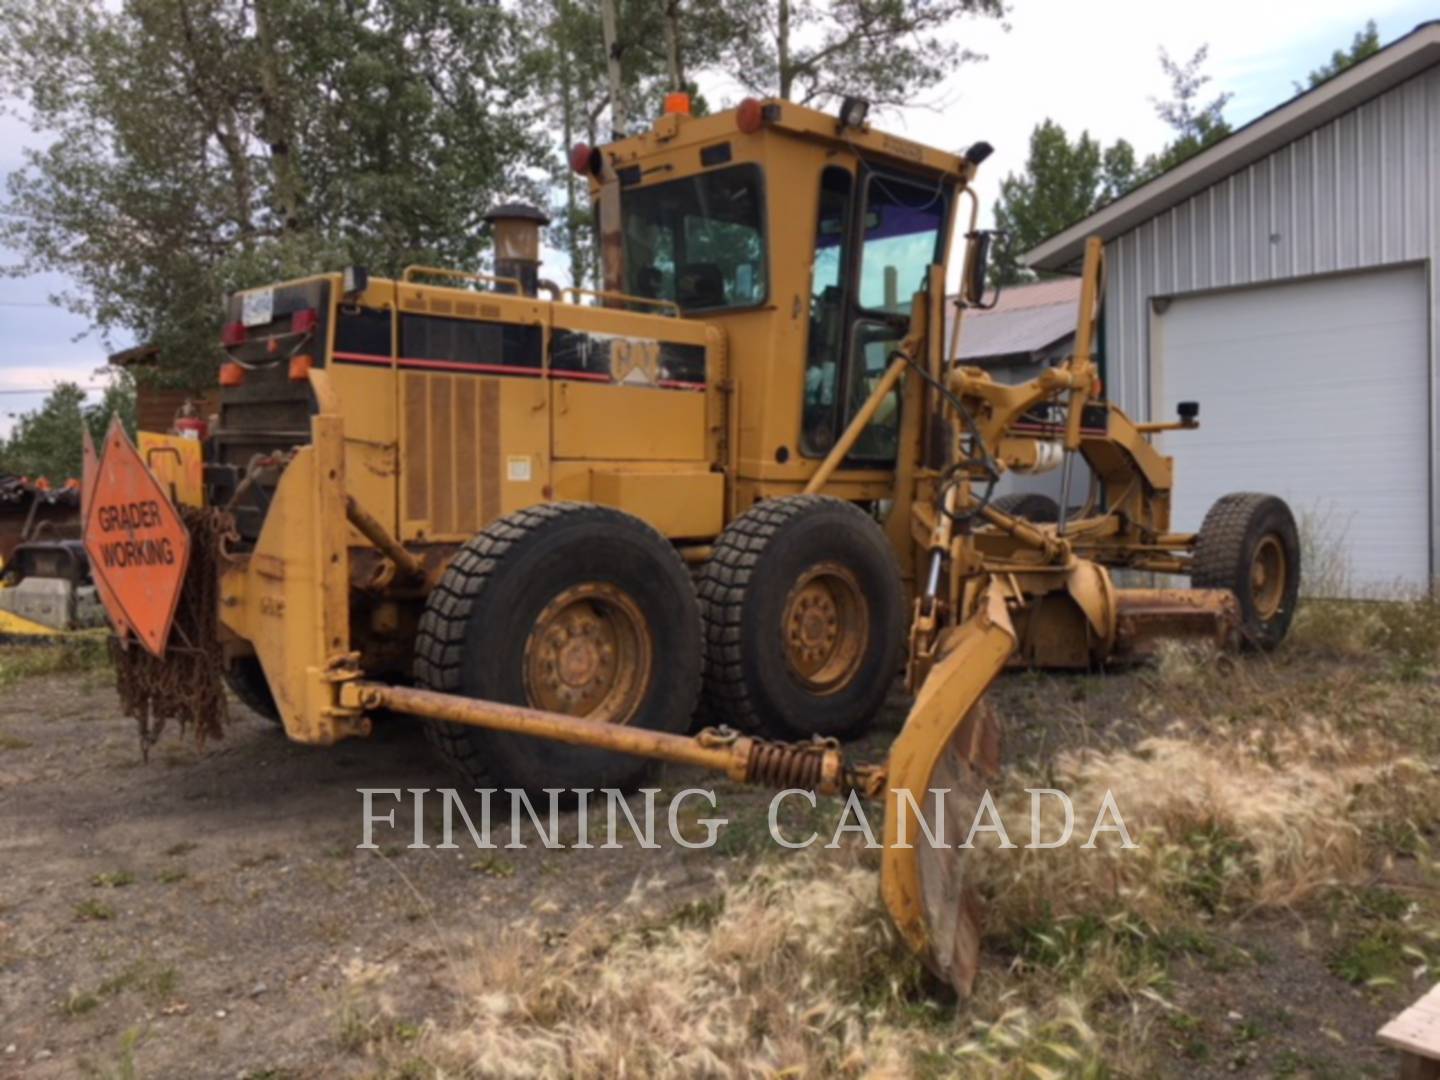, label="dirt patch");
[0,638,1436,1078]
[0,668,883,1079]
